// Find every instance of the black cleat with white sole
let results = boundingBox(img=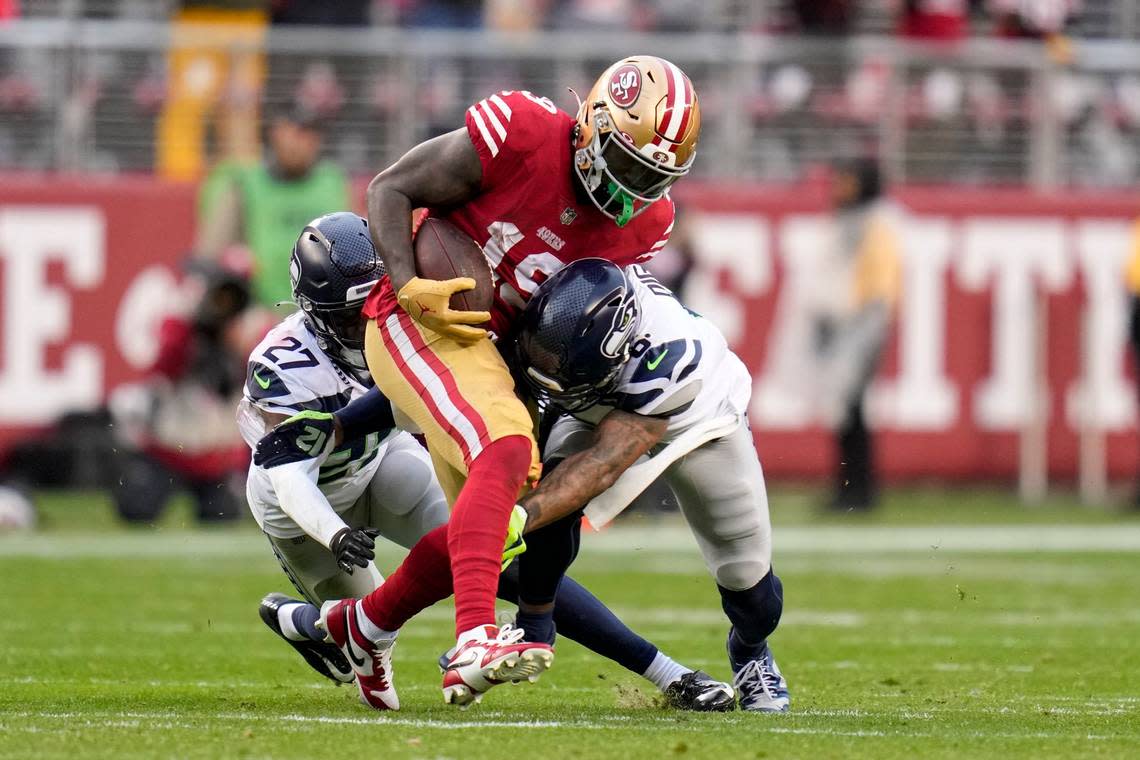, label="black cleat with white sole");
[259,592,354,685]
[663,670,737,712]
